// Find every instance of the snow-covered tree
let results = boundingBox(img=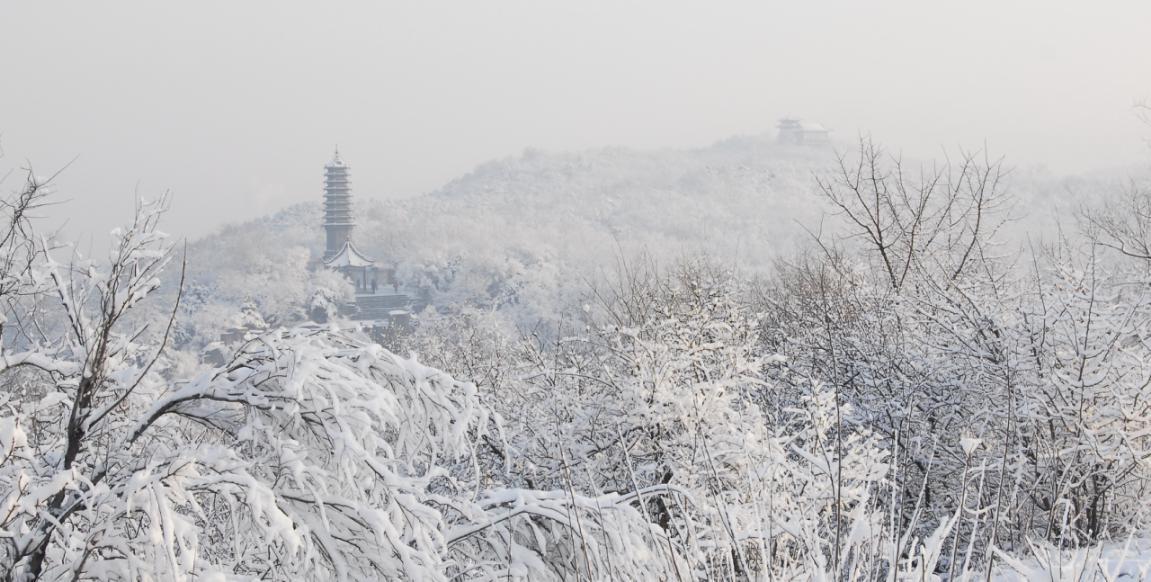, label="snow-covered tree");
[0,183,684,581]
